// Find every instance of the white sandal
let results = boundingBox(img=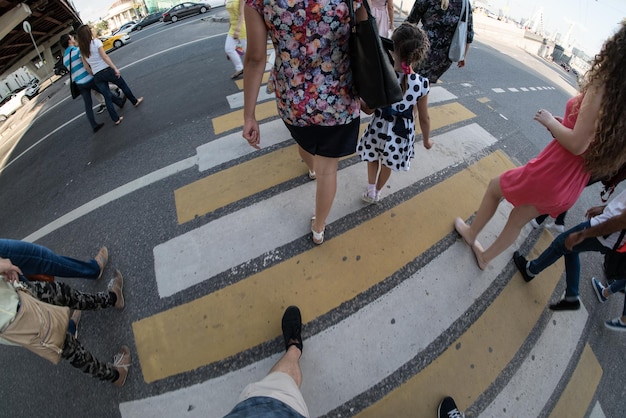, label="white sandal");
[311,216,324,244]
